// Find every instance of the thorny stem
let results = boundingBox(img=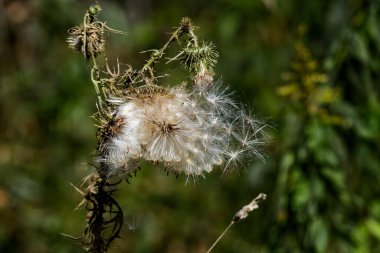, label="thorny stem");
[189,29,199,47]
[81,172,125,253]
[81,9,103,111]
[89,18,200,106]
[82,13,89,59]
[206,193,267,253]
[88,180,107,252]
[91,67,104,112]
[77,7,126,253]
[129,22,198,85]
